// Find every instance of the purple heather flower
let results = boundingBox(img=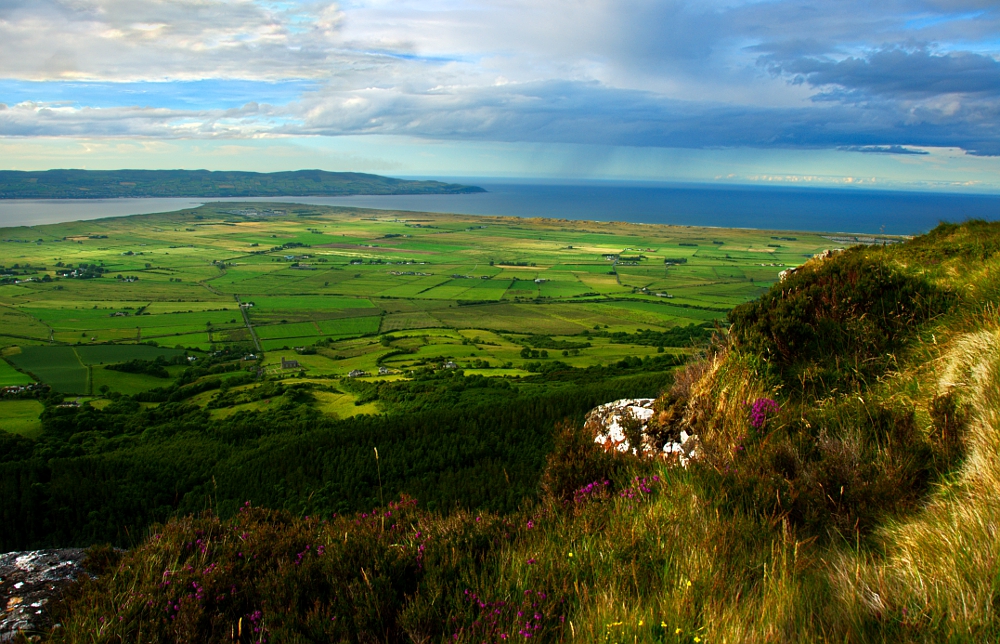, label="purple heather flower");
[747,397,779,430]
